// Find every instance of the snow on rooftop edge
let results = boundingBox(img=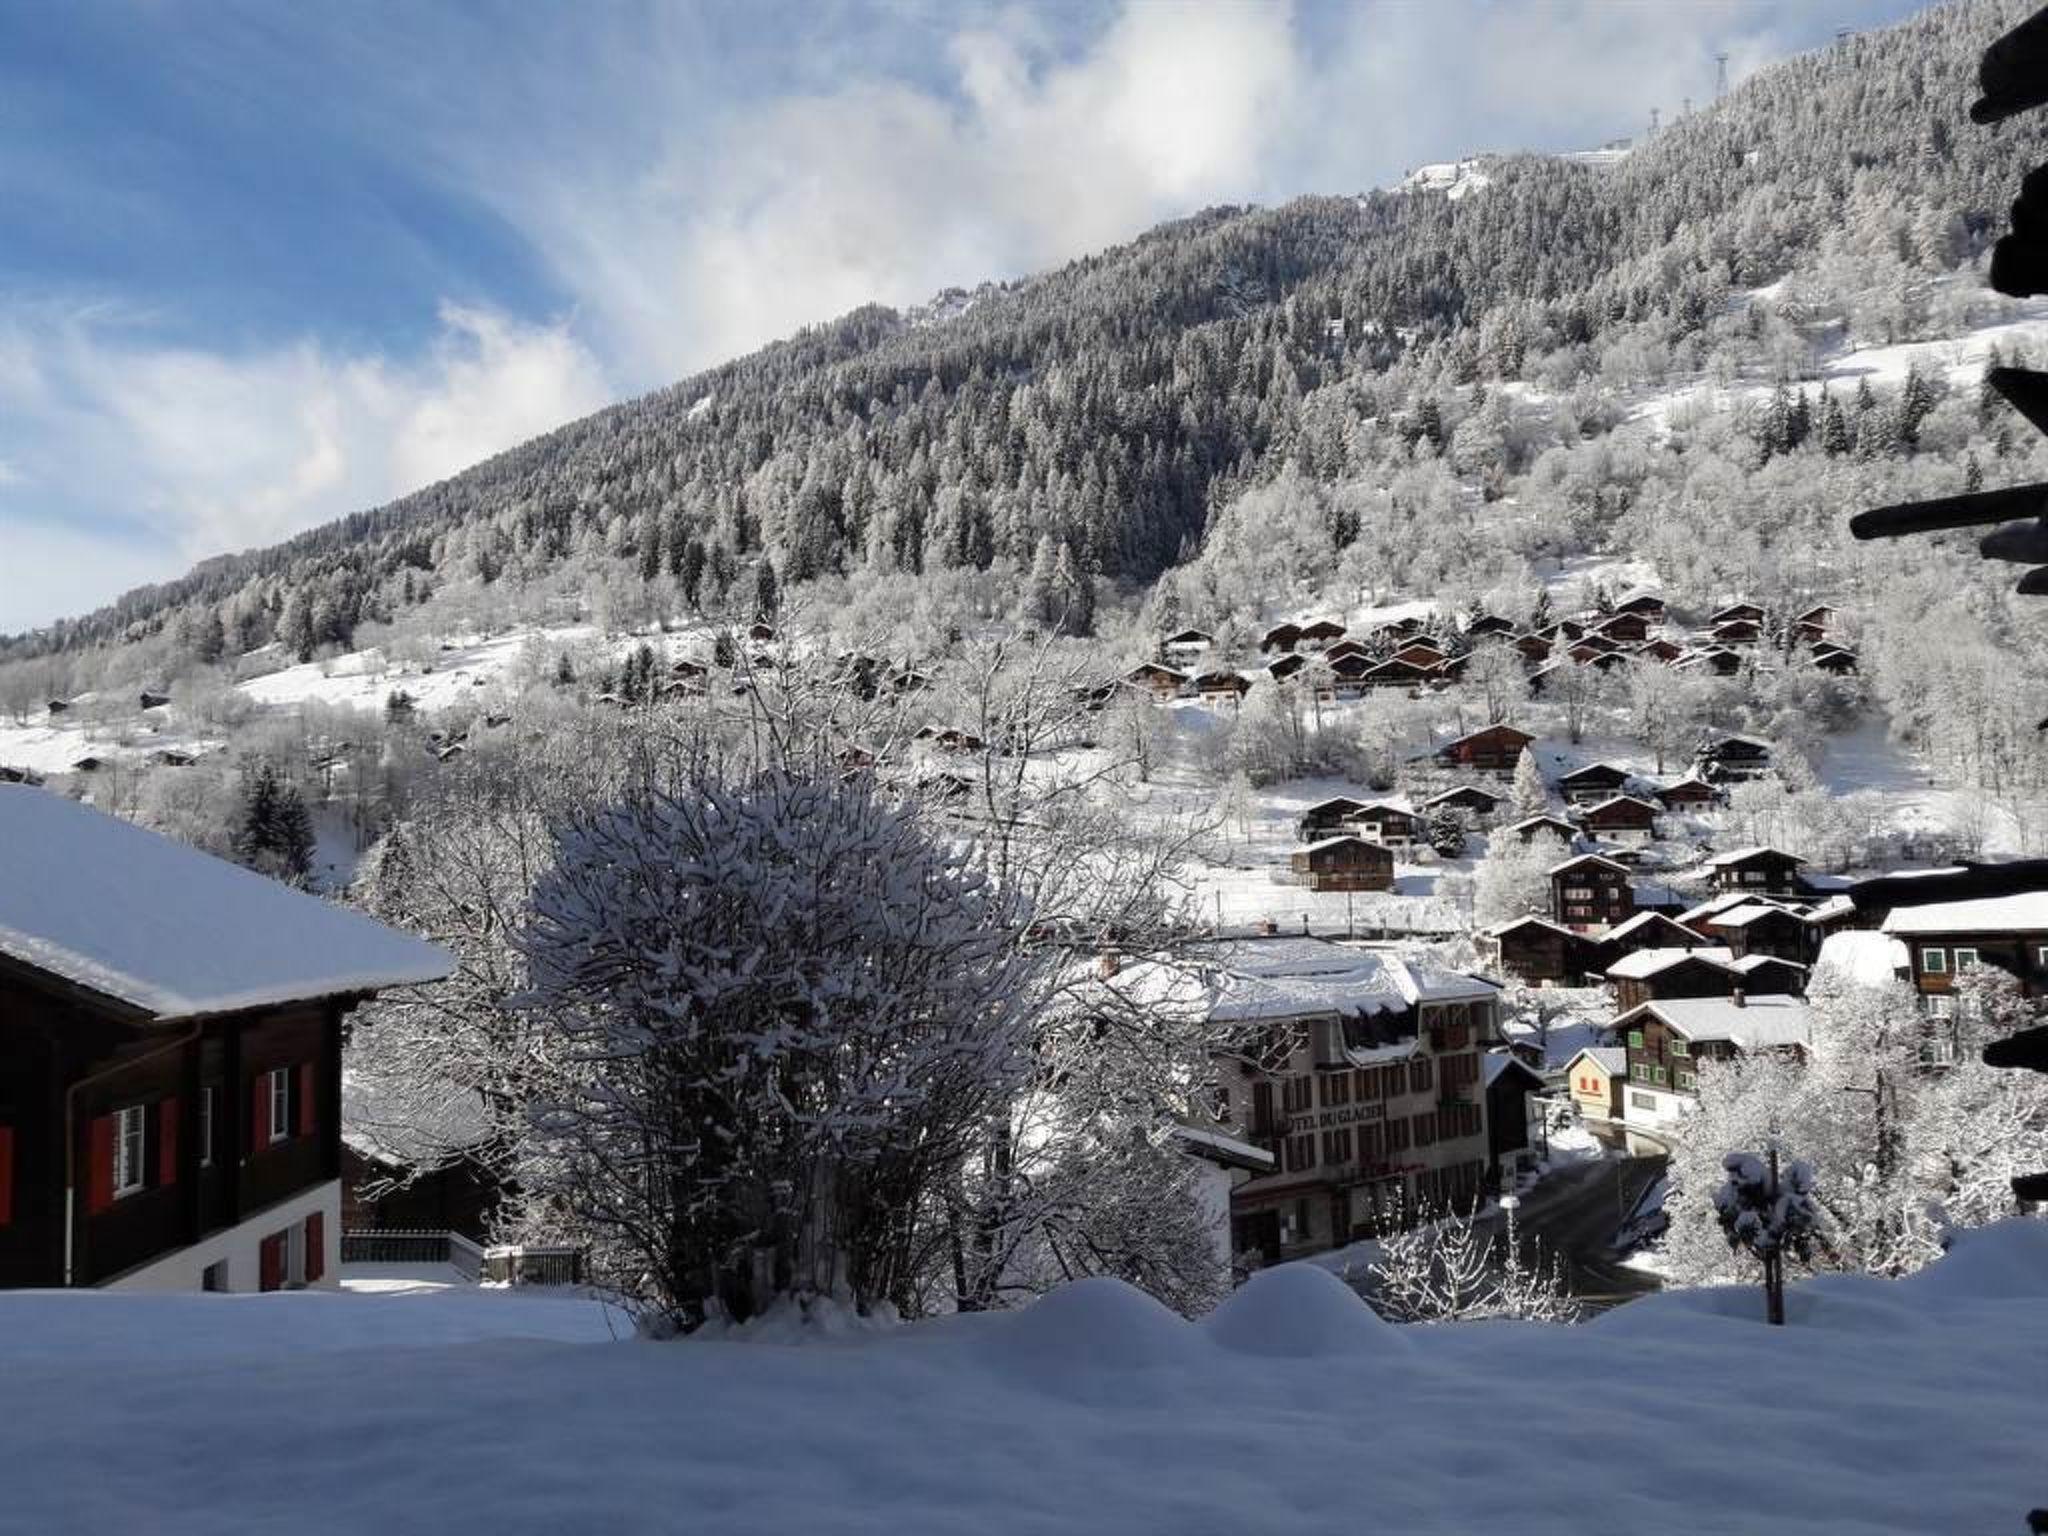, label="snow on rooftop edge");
[0,786,451,1020]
